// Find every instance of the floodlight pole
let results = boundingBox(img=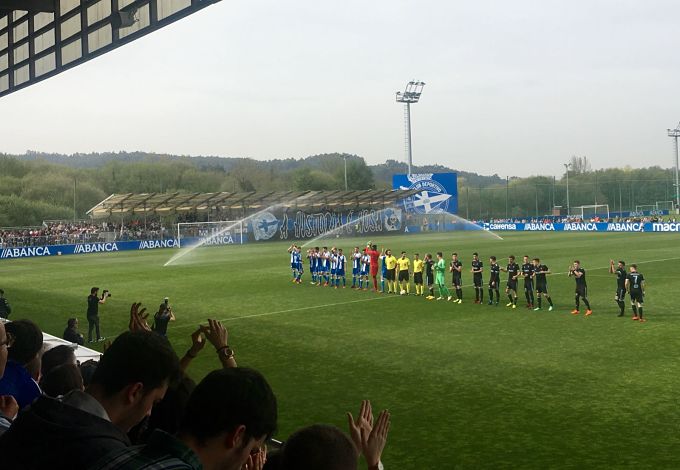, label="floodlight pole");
[668,123,680,212]
[343,155,348,190]
[396,81,425,177]
[564,163,571,216]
